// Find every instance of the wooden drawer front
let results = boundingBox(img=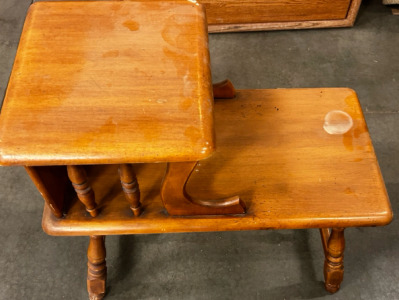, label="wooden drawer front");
[203,0,352,25]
